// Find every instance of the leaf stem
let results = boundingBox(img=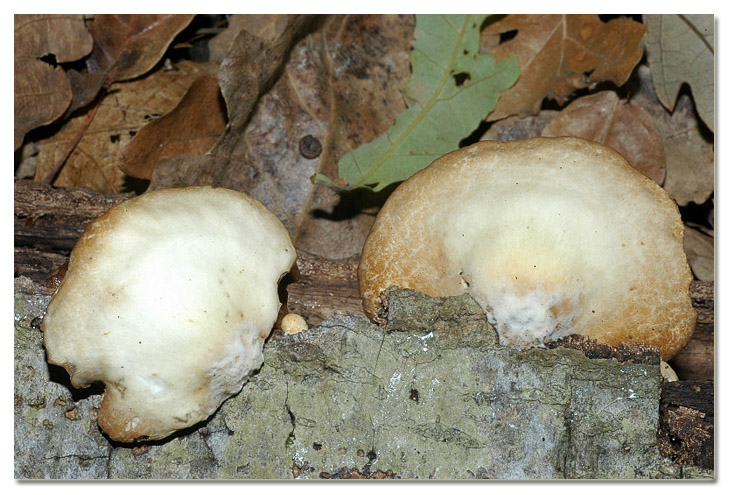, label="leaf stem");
[41,96,102,185]
[352,15,472,189]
